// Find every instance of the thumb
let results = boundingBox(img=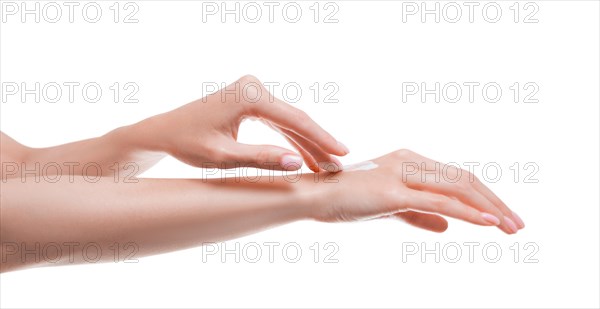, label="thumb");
[393,211,449,233]
[228,142,303,171]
